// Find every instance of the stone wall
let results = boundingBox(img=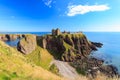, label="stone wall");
[52,28,61,36]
